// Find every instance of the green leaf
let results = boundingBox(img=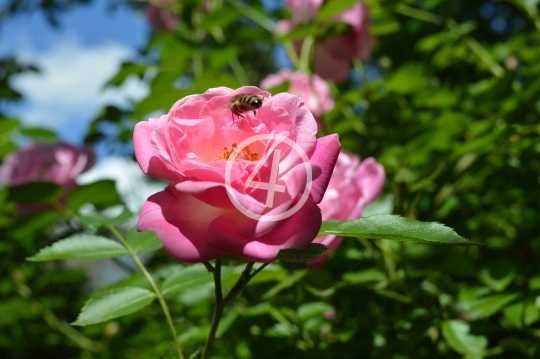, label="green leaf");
[7,182,63,203]
[386,63,428,94]
[320,215,476,245]
[479,259,516,292]
[297,302,334,322]
[105,62,148,87]
[277,244,328,263]
[28,235,128,261]
[371,17,401,36]
[0,118,19,133]
[72,287,155,326]
[8,211,64,239]
[262,269,308,300]
[0,142,17,159]
[503,301,540,327]
[19,127,57,140]
[126,229,162,253]
[161,265,213,295]
[200,7,240,30]
[342,268,387,284]
[317,0,359,22]
[467,293,521,319]
[77,207,133,228]
[67,180,122,211]
[441,320,487,358]
[278,23,316,42]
